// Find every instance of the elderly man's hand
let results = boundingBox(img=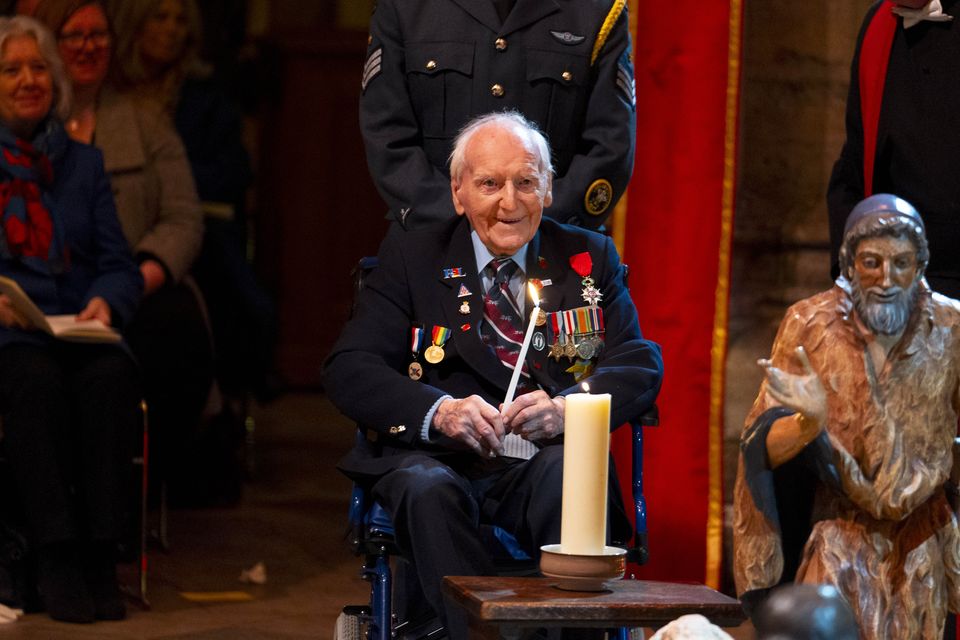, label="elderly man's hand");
[759,346,827,431]
[502,391,565,442]
[432,395,506,456]
[0,294,30,330]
